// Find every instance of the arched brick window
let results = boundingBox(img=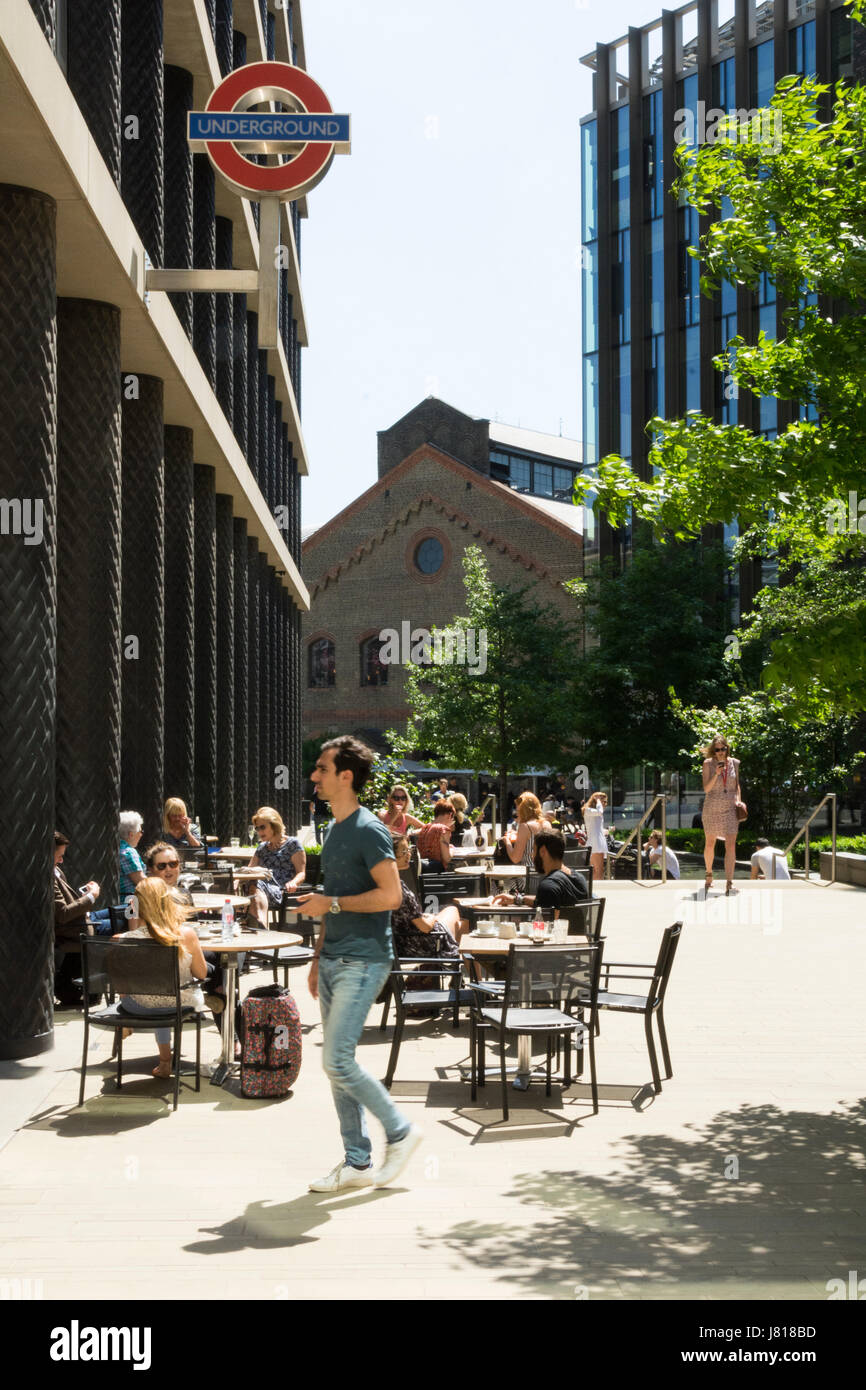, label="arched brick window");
[308,636,335,688]
[360,634,388,687]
